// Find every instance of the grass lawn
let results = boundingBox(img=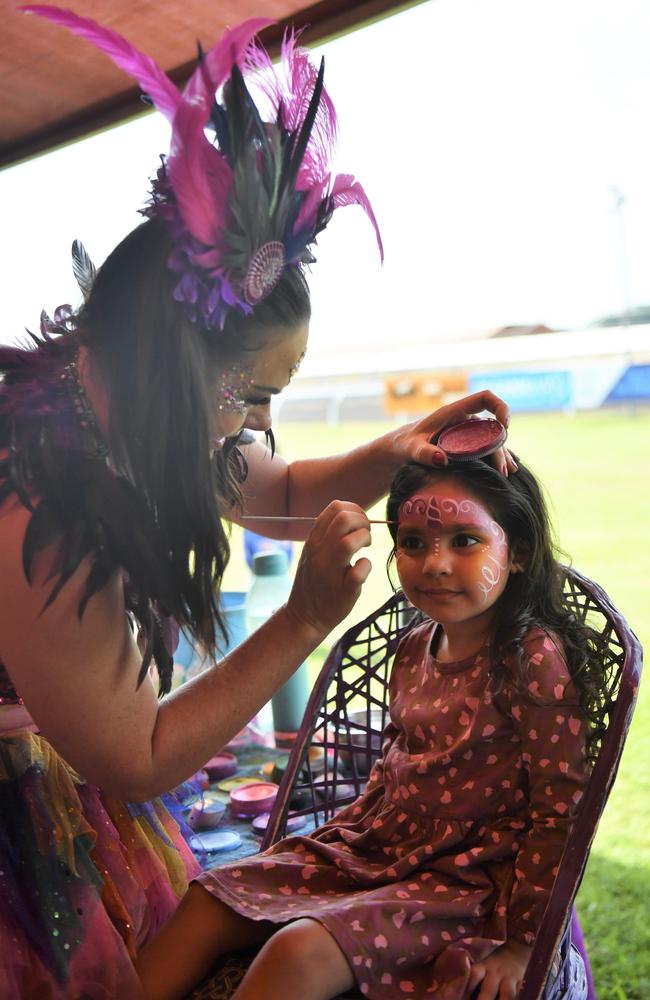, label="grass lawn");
[222,408,649,999]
